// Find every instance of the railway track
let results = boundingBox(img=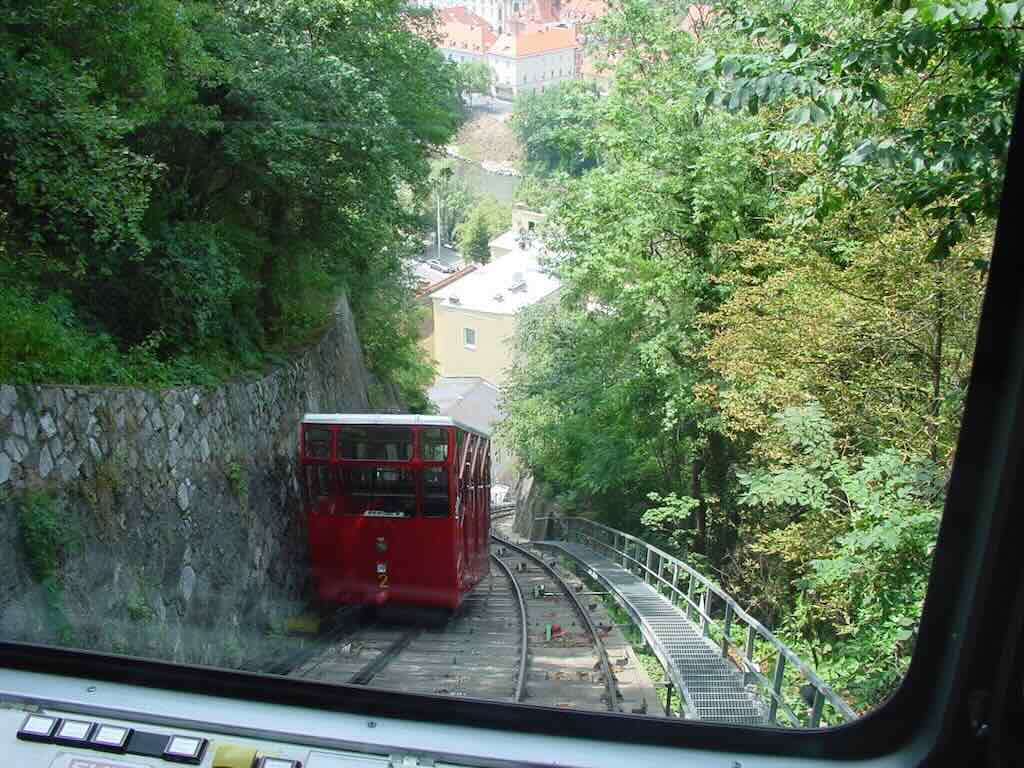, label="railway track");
[289,559,528,701]
[279,518,649,714]
[492,534,621,712]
